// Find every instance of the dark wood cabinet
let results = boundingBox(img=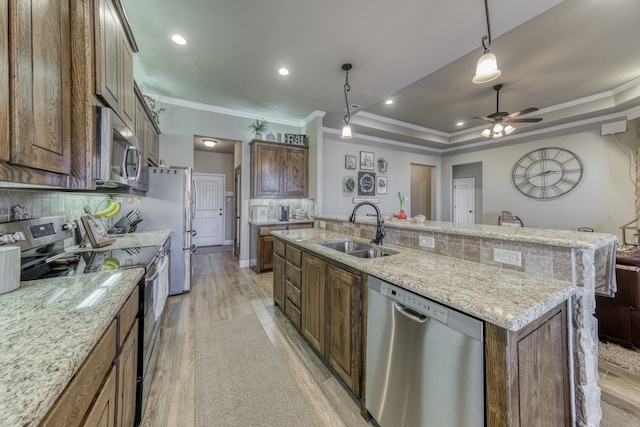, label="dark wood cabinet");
[0,1,9,163]
[273,251,286,308]
[116,319,138,427]
[301,253,326,353]
[250,222,312,273]
[135,84,161,167]
[82,366,117,427]
[250,140,308,198]
[8,0,72,175]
